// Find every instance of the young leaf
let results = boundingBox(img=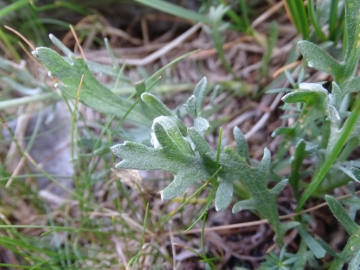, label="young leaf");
[330,82,342,109]
[282,82,330,127]
[232,199,256,212]
[234,126,250,162]
[215,179,233,211]
[194,117,210,134]
[185,95,198,117]
[298,40,343,81]
[32,47,150,125]
[270,179,289,196]
[193,77,207,115]
[141,93,175,117]
[112,116,214,200]
[297,225,326,259]
[325,195,358,235]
